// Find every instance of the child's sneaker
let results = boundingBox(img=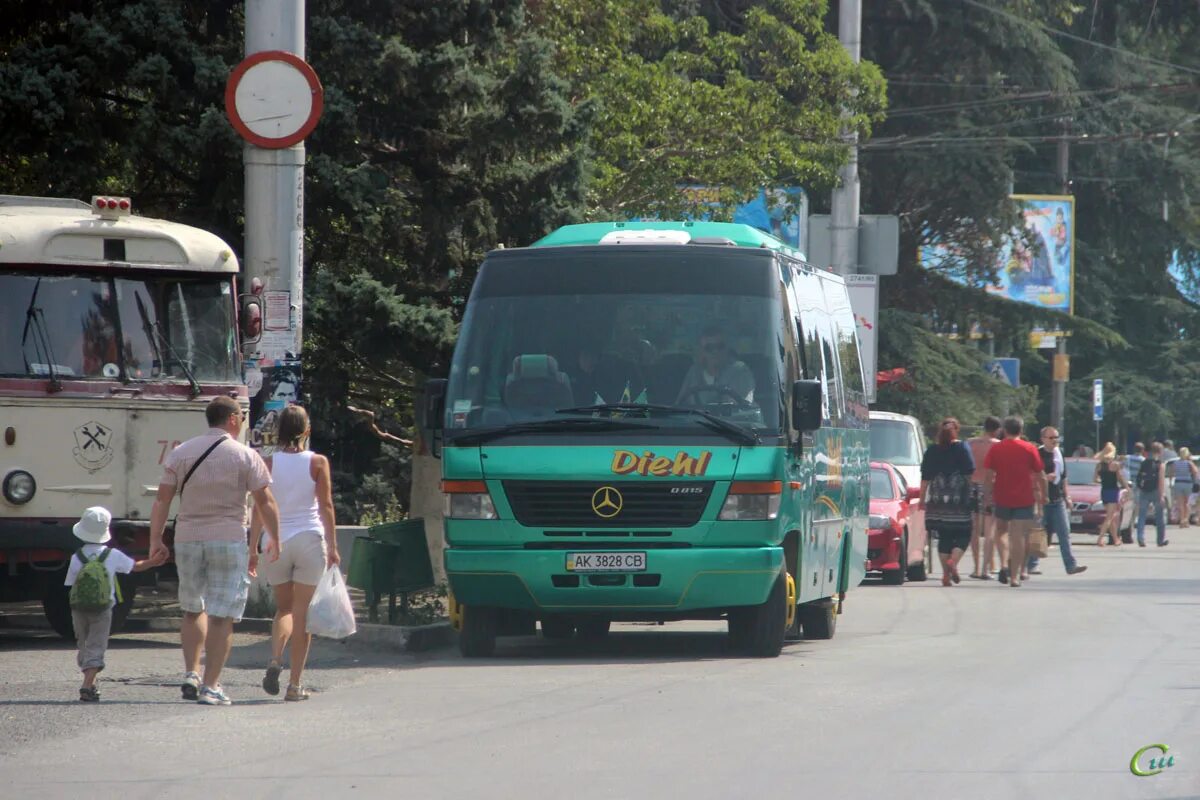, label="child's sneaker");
[79,686,100,702]
[197,685,232,706]
[181,671,201,701]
